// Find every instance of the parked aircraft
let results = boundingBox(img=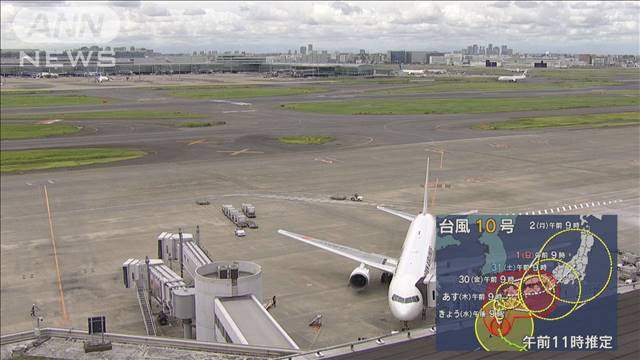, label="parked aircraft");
[278,158,476,323]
